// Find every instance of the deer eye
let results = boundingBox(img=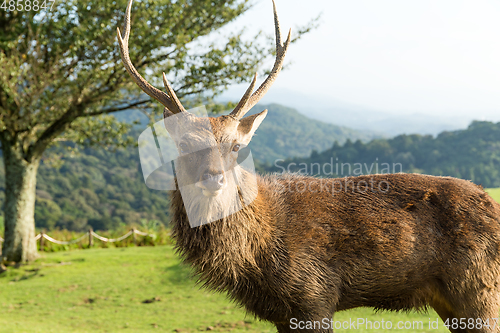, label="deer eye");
[179,142,188,154]
[232,144,241,153]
